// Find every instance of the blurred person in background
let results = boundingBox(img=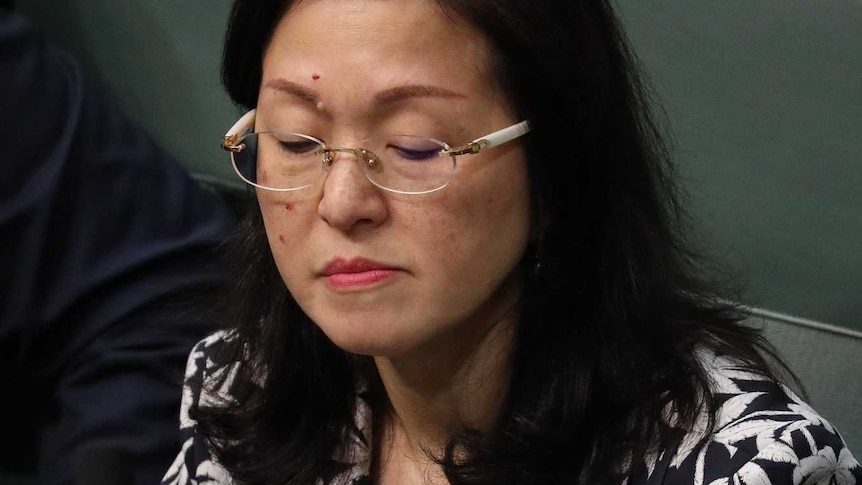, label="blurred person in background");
[0,4,237,484]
